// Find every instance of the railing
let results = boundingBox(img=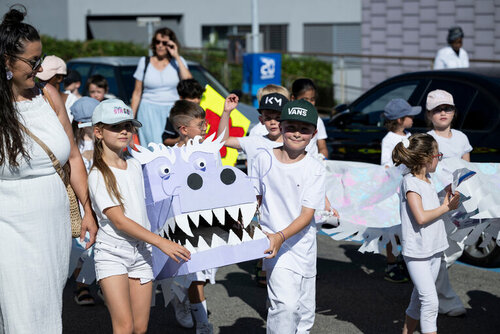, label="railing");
[183,47,500,112]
